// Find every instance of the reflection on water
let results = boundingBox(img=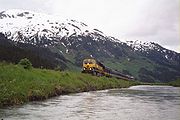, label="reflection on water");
[0,85,180,120]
